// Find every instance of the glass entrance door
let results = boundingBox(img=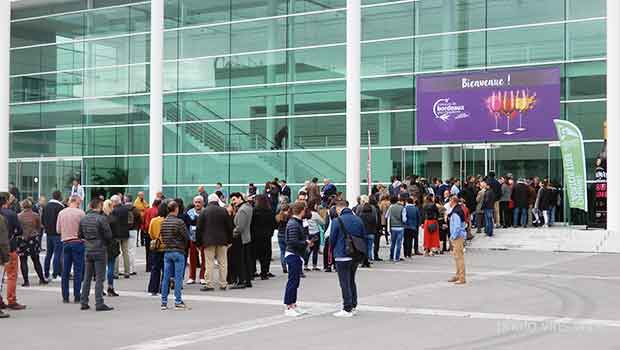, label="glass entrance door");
[10,158,83,201]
